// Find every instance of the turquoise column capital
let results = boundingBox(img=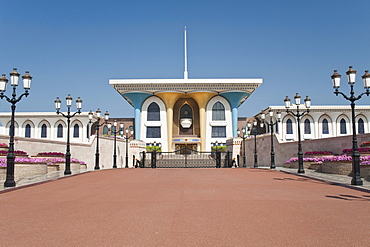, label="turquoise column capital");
[122,92,152,140]
[220,92,250,137]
